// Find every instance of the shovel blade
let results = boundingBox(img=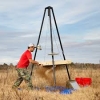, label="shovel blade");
[66,80,80,90]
